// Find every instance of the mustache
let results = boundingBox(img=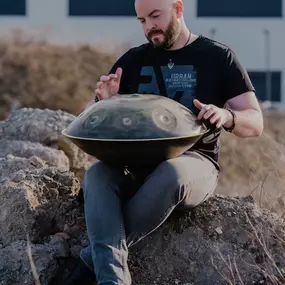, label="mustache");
[148,29,164,38]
